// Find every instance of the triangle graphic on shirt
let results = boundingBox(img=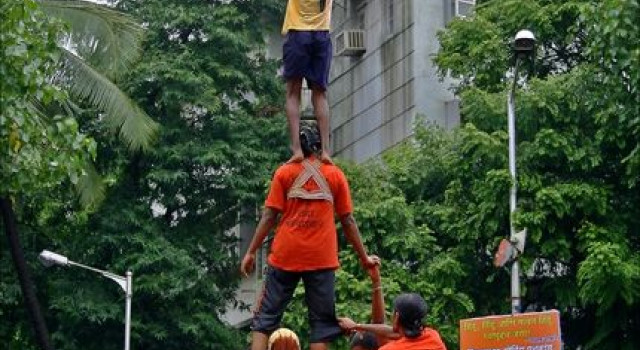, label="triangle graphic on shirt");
[303,177,320,189]
[287,159,333,202]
